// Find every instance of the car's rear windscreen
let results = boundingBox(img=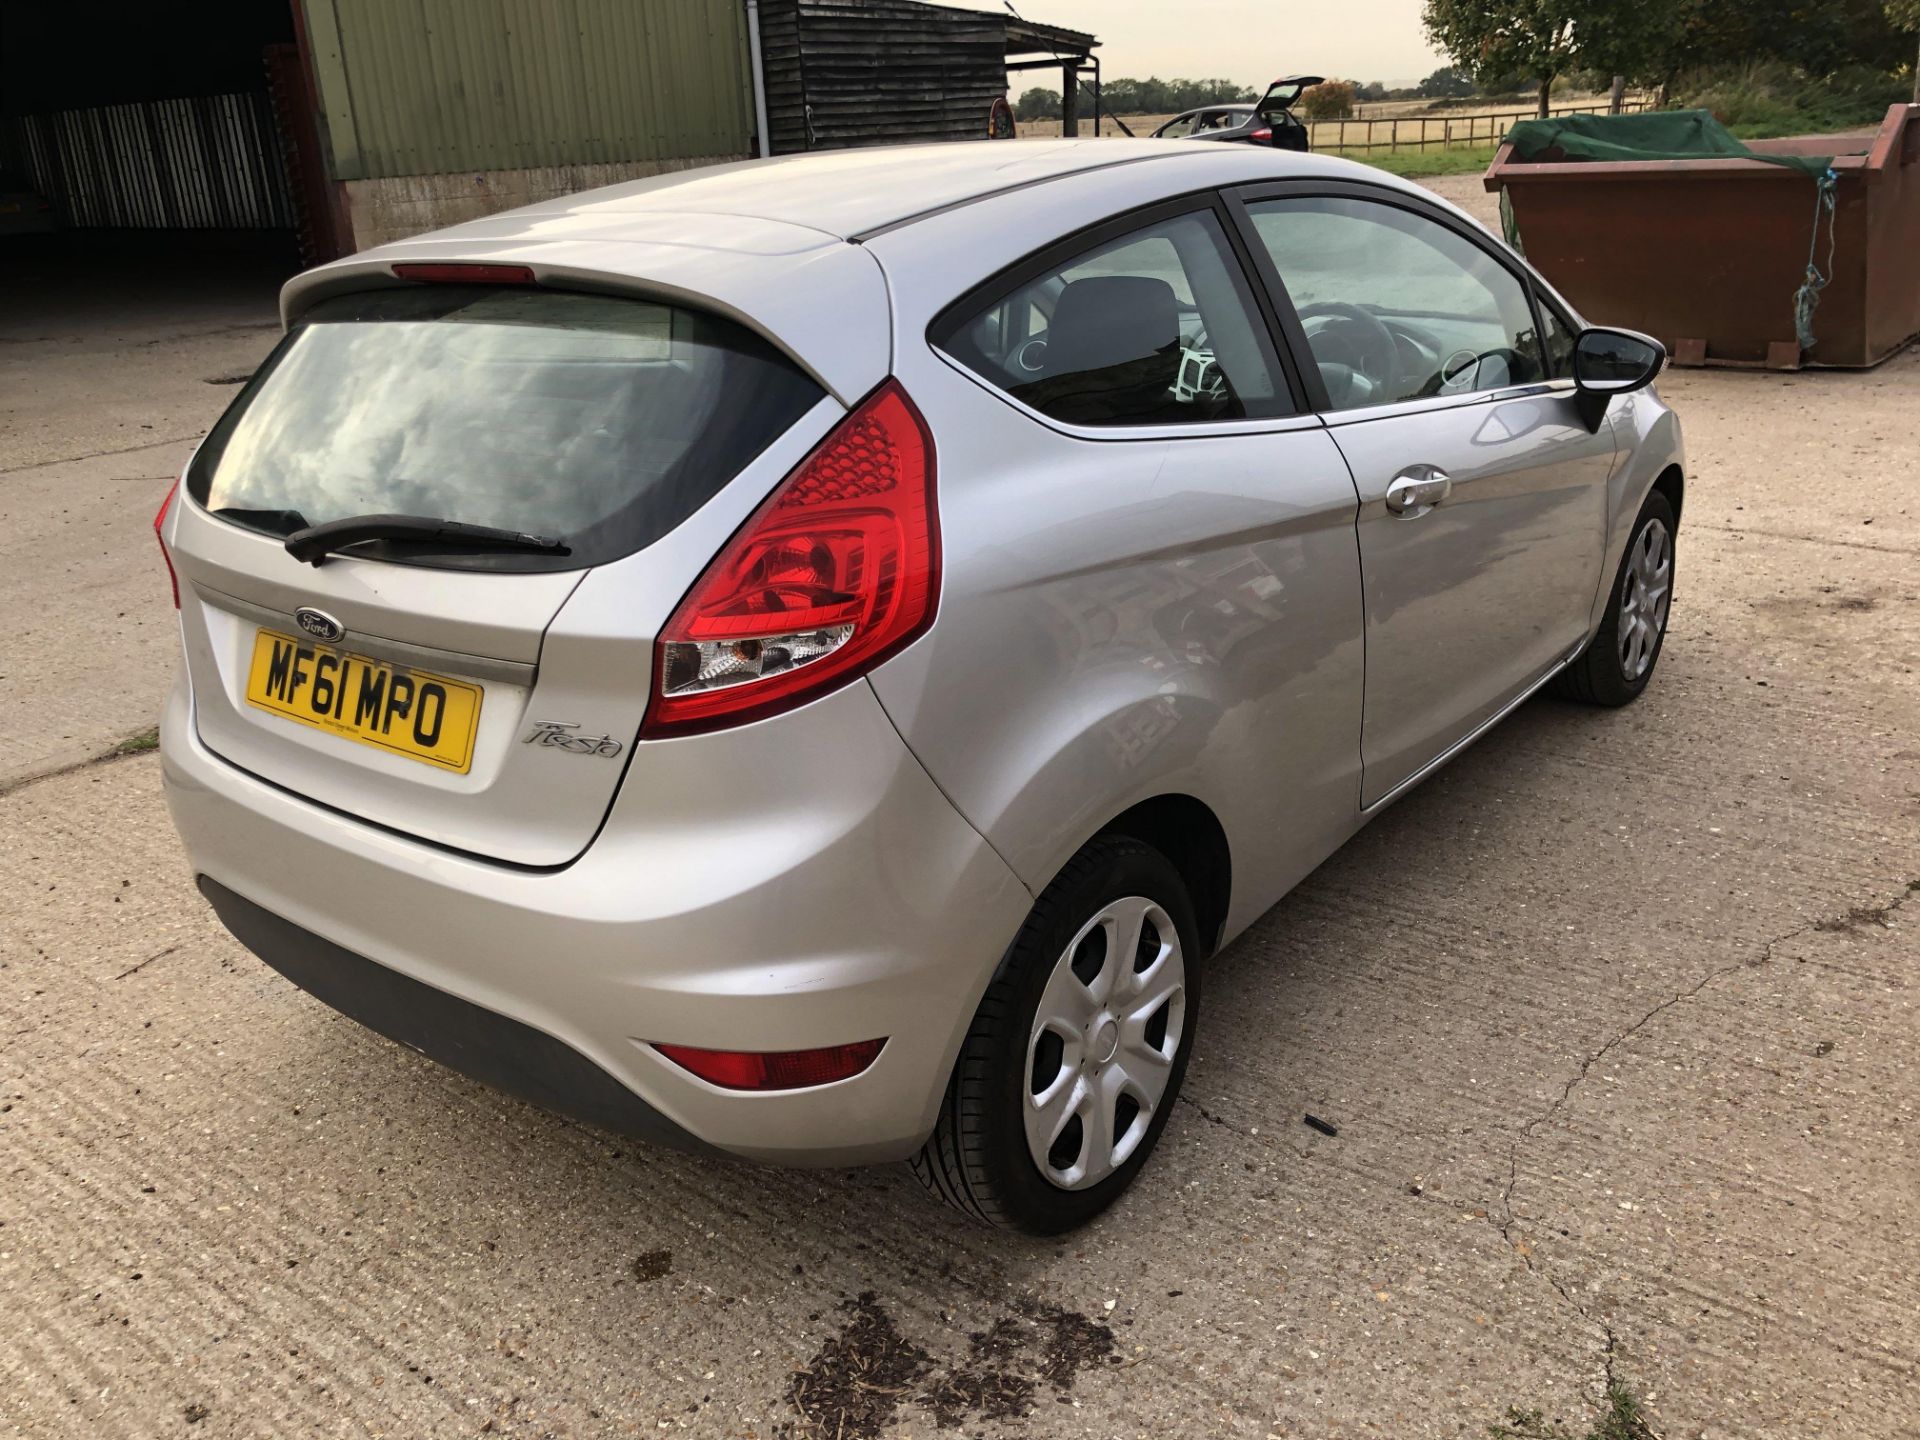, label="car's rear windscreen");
[187,285,827,571]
